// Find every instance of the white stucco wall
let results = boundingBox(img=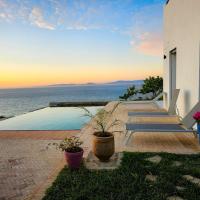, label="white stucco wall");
[164,0,200,117]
